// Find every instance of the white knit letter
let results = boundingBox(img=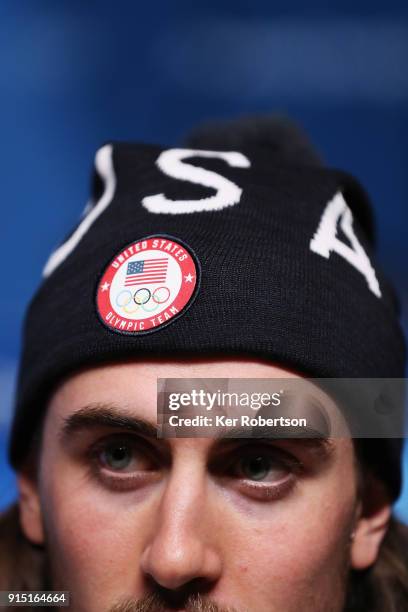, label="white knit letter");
[310,192,381,297]
[142,148,251,214]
